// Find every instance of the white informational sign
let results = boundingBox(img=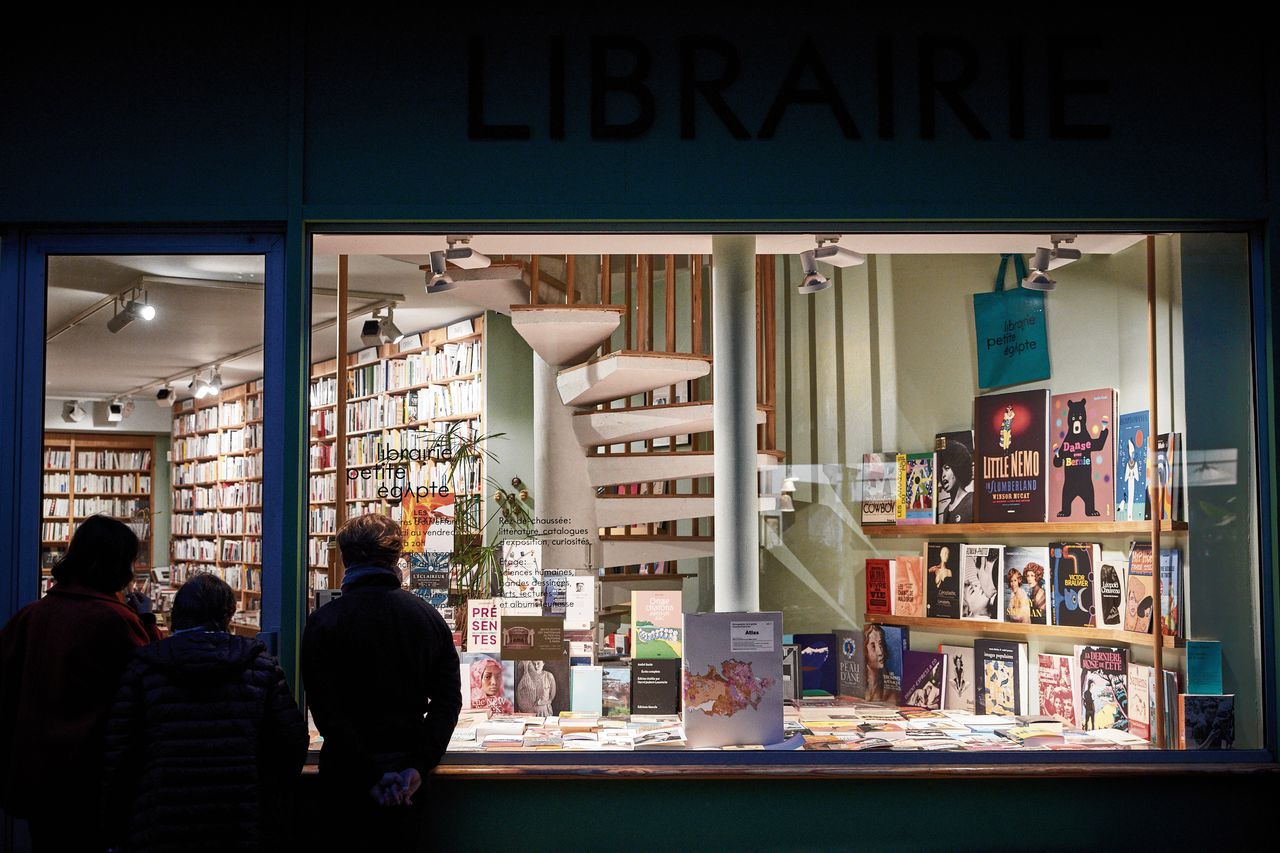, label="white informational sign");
[564,576,597,631]
[497,596,543,616]
[730,620,776,653]
[466,598,500,653]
